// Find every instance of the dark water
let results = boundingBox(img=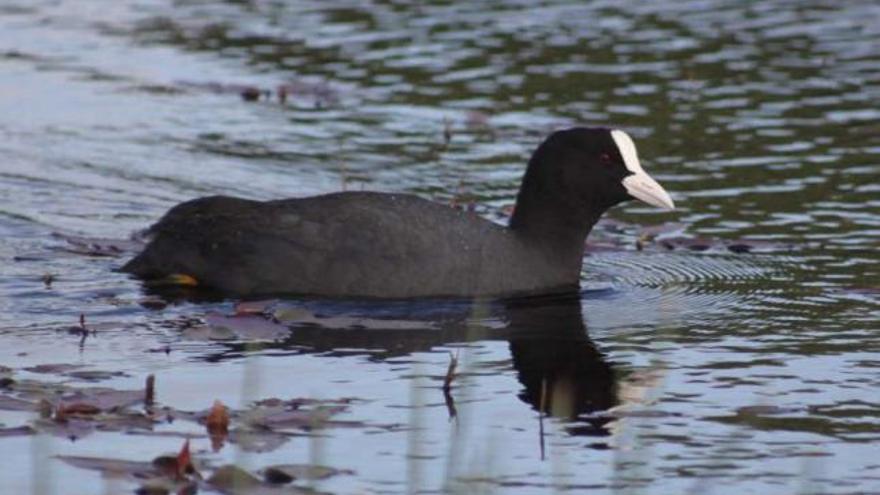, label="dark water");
[1,0,879,493]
